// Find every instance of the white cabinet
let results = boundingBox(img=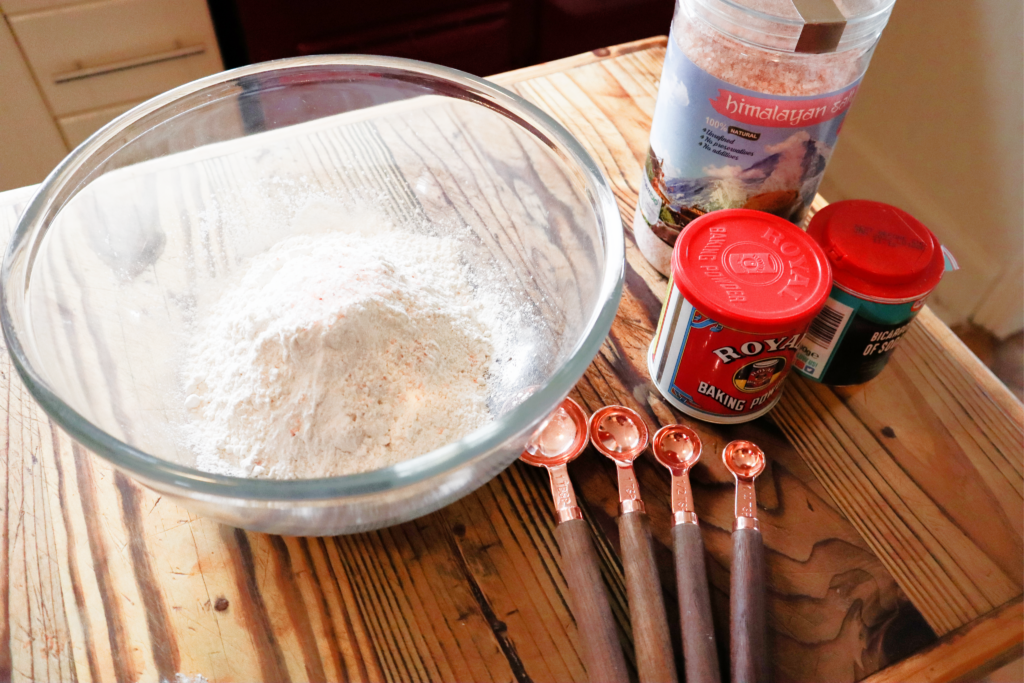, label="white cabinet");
[0,16,66,189]
[0,0,222,191]
[56,100,140,148]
